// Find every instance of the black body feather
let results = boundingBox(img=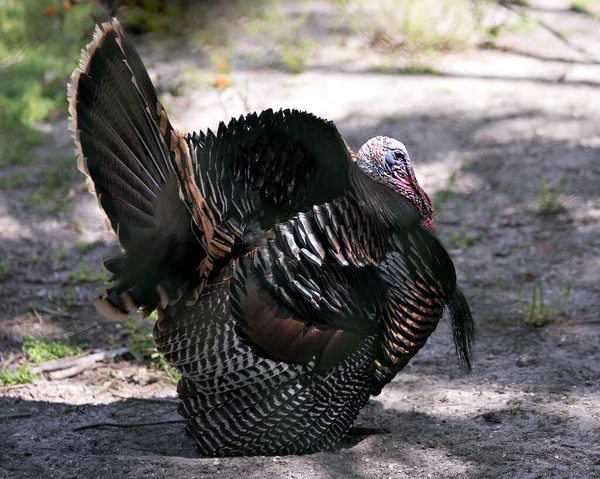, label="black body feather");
[68,20,475,456]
